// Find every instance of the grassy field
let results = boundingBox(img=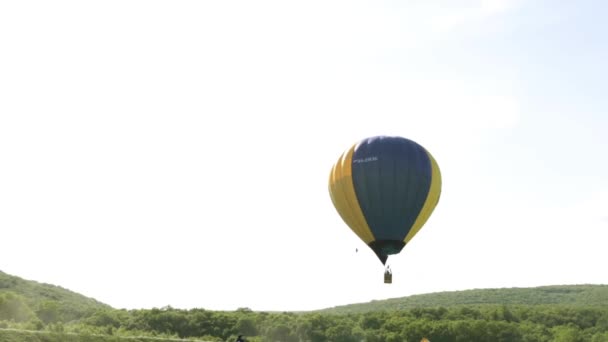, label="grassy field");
[0,329,210,342]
